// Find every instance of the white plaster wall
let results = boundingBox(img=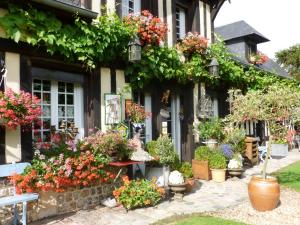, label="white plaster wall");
[91,0,101,15]
[100,68,111,132]
[199,1,205,37]
[5,52,21,163]
[166,0,173,47]
[206,3,212,42]
[106,0,116,14]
